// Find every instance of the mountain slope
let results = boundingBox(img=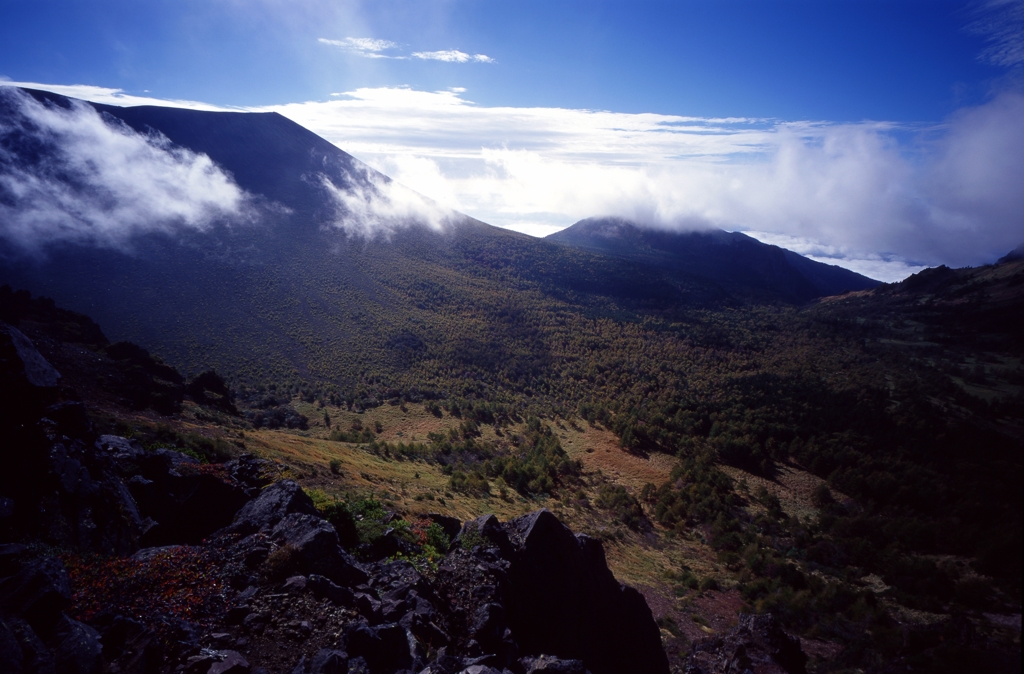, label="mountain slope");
[1,88,1021,674]
[2,89,872,392]
[546,216,880,303]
